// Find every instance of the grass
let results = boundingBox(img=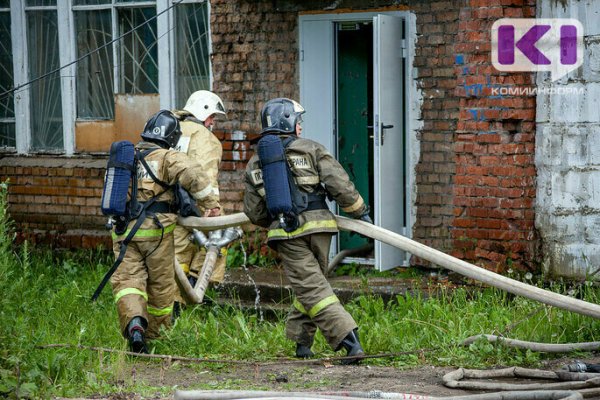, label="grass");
[2,183,600,397]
